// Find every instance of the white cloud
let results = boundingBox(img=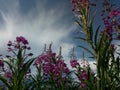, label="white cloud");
[0,0,75,59]
[114,41,120,58]
[88,61,96,72]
